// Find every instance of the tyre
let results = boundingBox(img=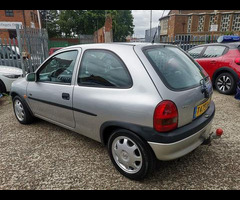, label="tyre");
[0,79,6,94]
[13,95,35,124]
[214,72,236,95]
[107,129,156,180]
